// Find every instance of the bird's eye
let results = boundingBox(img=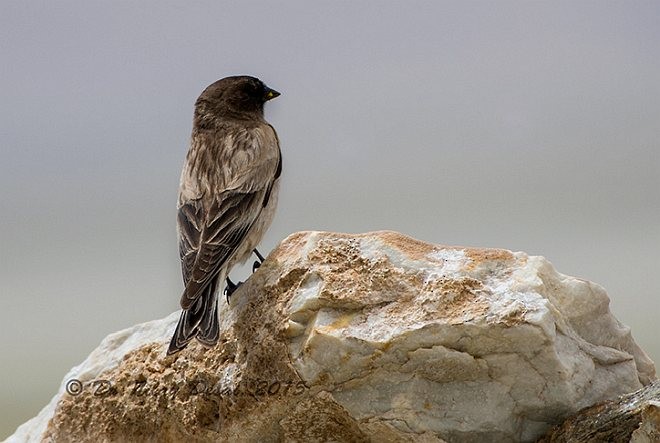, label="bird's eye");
[237,89,251,102]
